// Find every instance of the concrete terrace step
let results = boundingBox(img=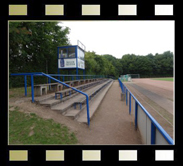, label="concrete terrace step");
[51,81,111,113]
[64,109,80,118]
[54,79,105,100]
[39,99,61,106]
[38,80,107,107]
[51,80,110,112]
[76,80,113,123]
[34,93,55,103]
[51,94,84,112]
[34,79,105,103]
[64,79,113,121]
[39,90,81,107]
